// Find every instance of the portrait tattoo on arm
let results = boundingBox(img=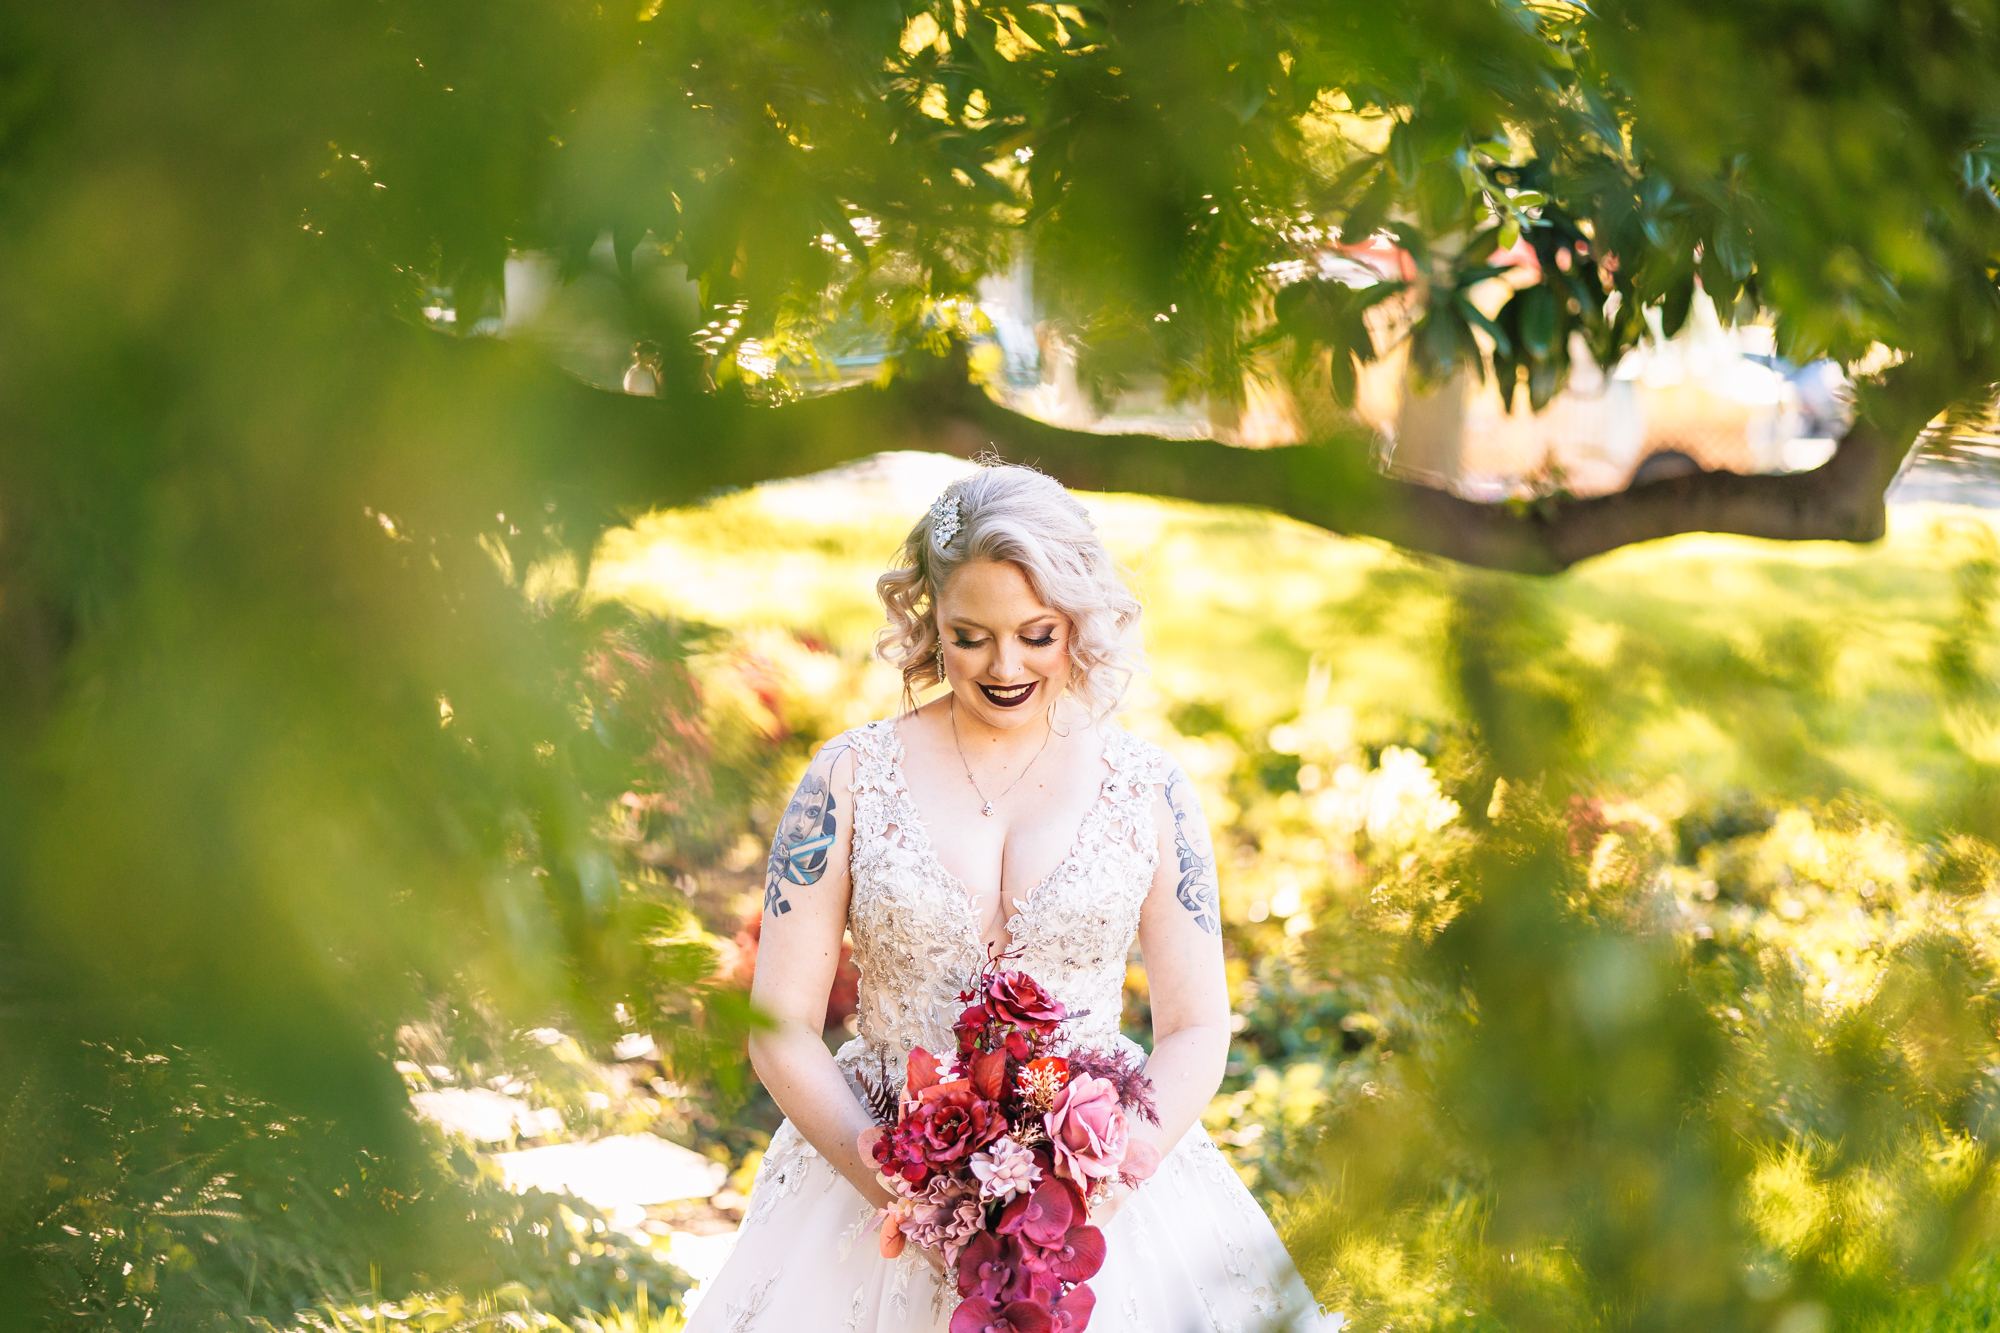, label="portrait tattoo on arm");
[1164,767,1222,936]
[763,741,849,918]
